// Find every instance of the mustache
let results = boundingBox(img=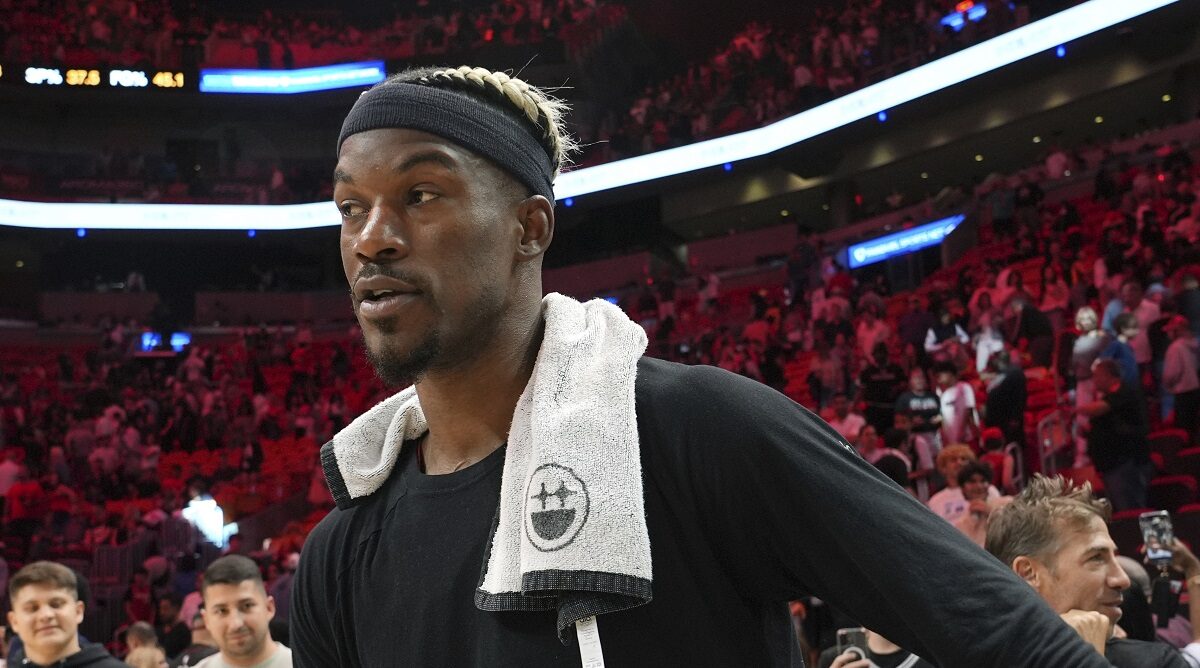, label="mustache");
[350,264,431,296]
